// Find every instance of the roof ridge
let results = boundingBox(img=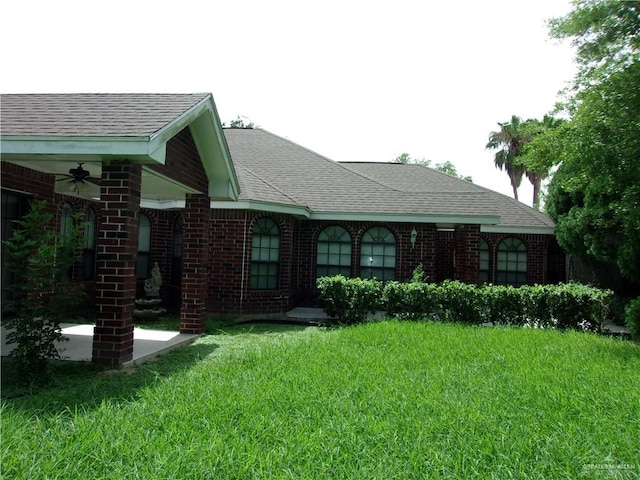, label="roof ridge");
[336,161,405,193]
[238,164,305,206]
